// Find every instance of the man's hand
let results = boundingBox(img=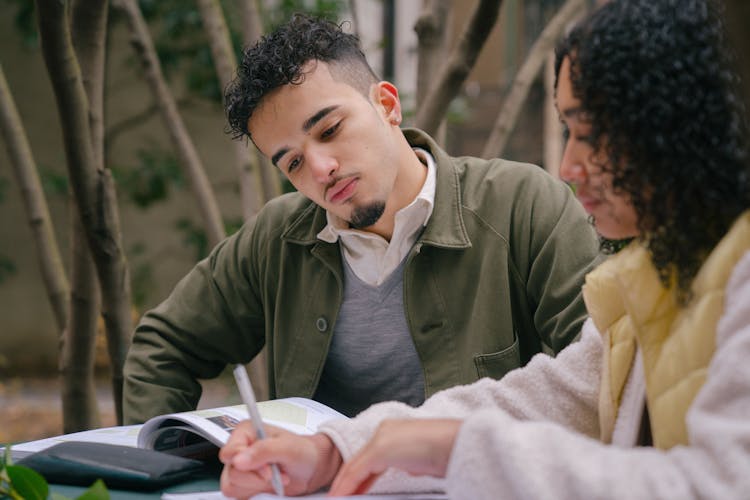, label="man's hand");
[219,421,343,499]
[328,418,461,496]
